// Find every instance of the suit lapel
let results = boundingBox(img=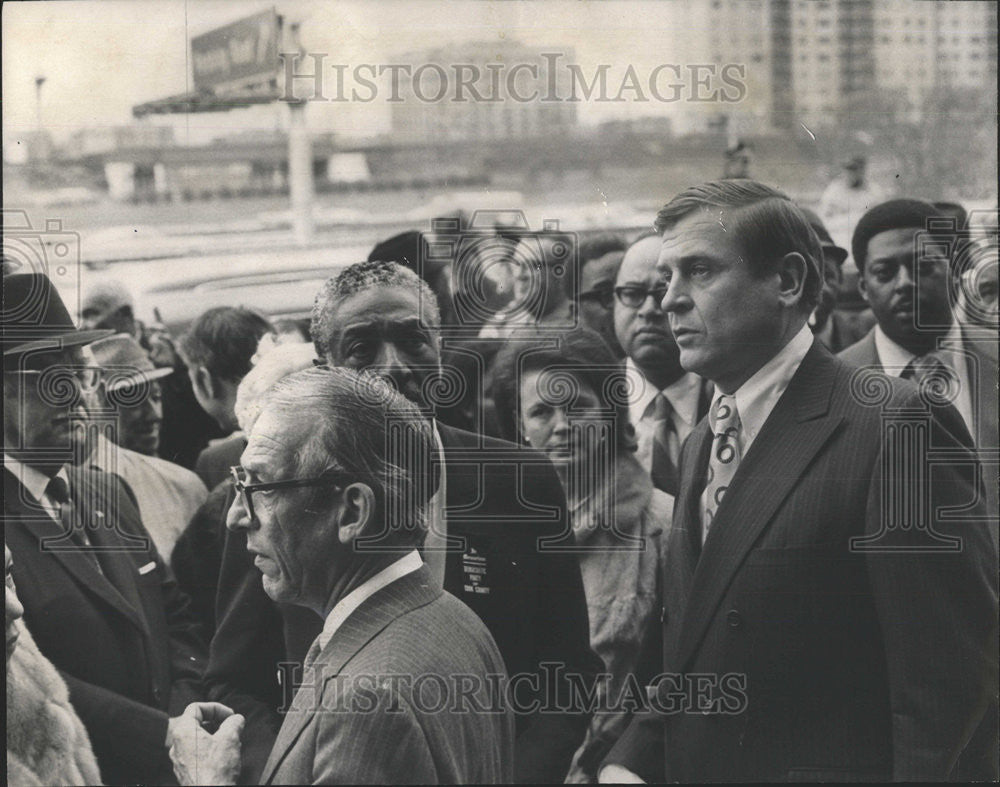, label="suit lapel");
[675,344,845,672]
[261,566,442,784]
[3,468,146,632]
